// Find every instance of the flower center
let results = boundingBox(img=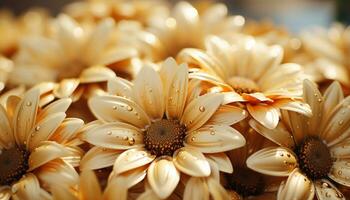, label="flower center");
[227,76,260,94]
[144,119,186,157]
[0,147,29,185]
[226,167,265,197]
[296,137,332,180]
